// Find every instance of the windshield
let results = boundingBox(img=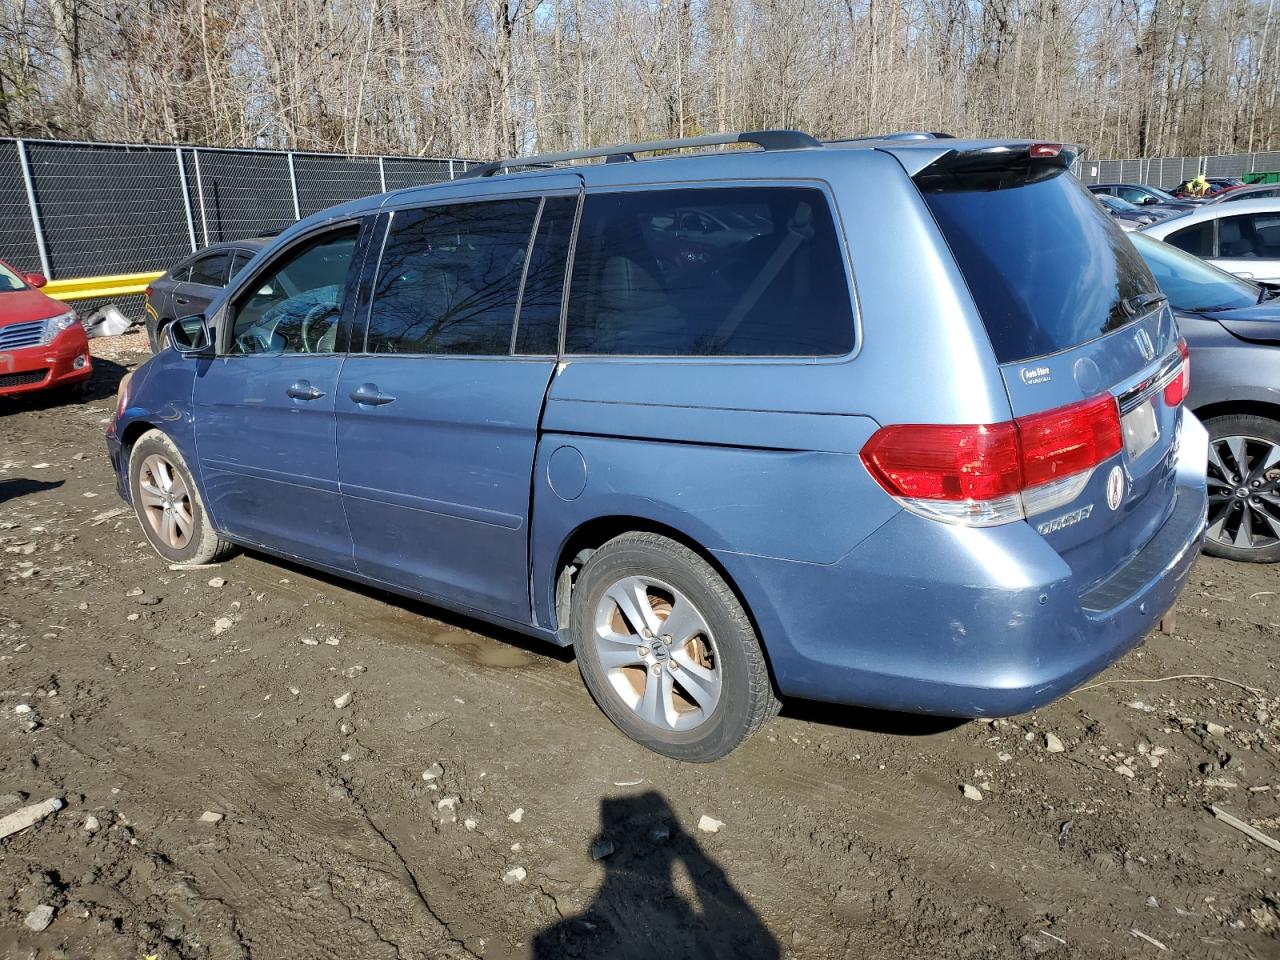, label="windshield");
[0,261,25,293]
[1098,195,1139,213]
[1130,232,1260,312]
[1145,186,1177,202]
[921,167,1160,363]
